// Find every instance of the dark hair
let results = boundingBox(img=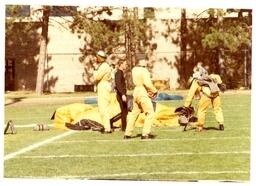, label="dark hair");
[117,59,127,66]
[218,83,226,92]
